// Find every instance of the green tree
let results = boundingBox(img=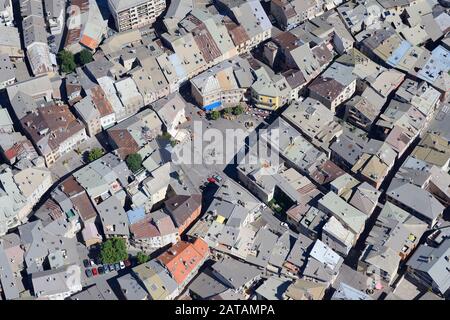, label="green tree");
[232,105,244,115]
[76,49,93,66]
[87,147,104,162]
[100,237,128,264]
[58,50,76,74]
[222,107,232,115]
[210,110,220,120]
[126,153,143,173]
[136,251,149,265]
